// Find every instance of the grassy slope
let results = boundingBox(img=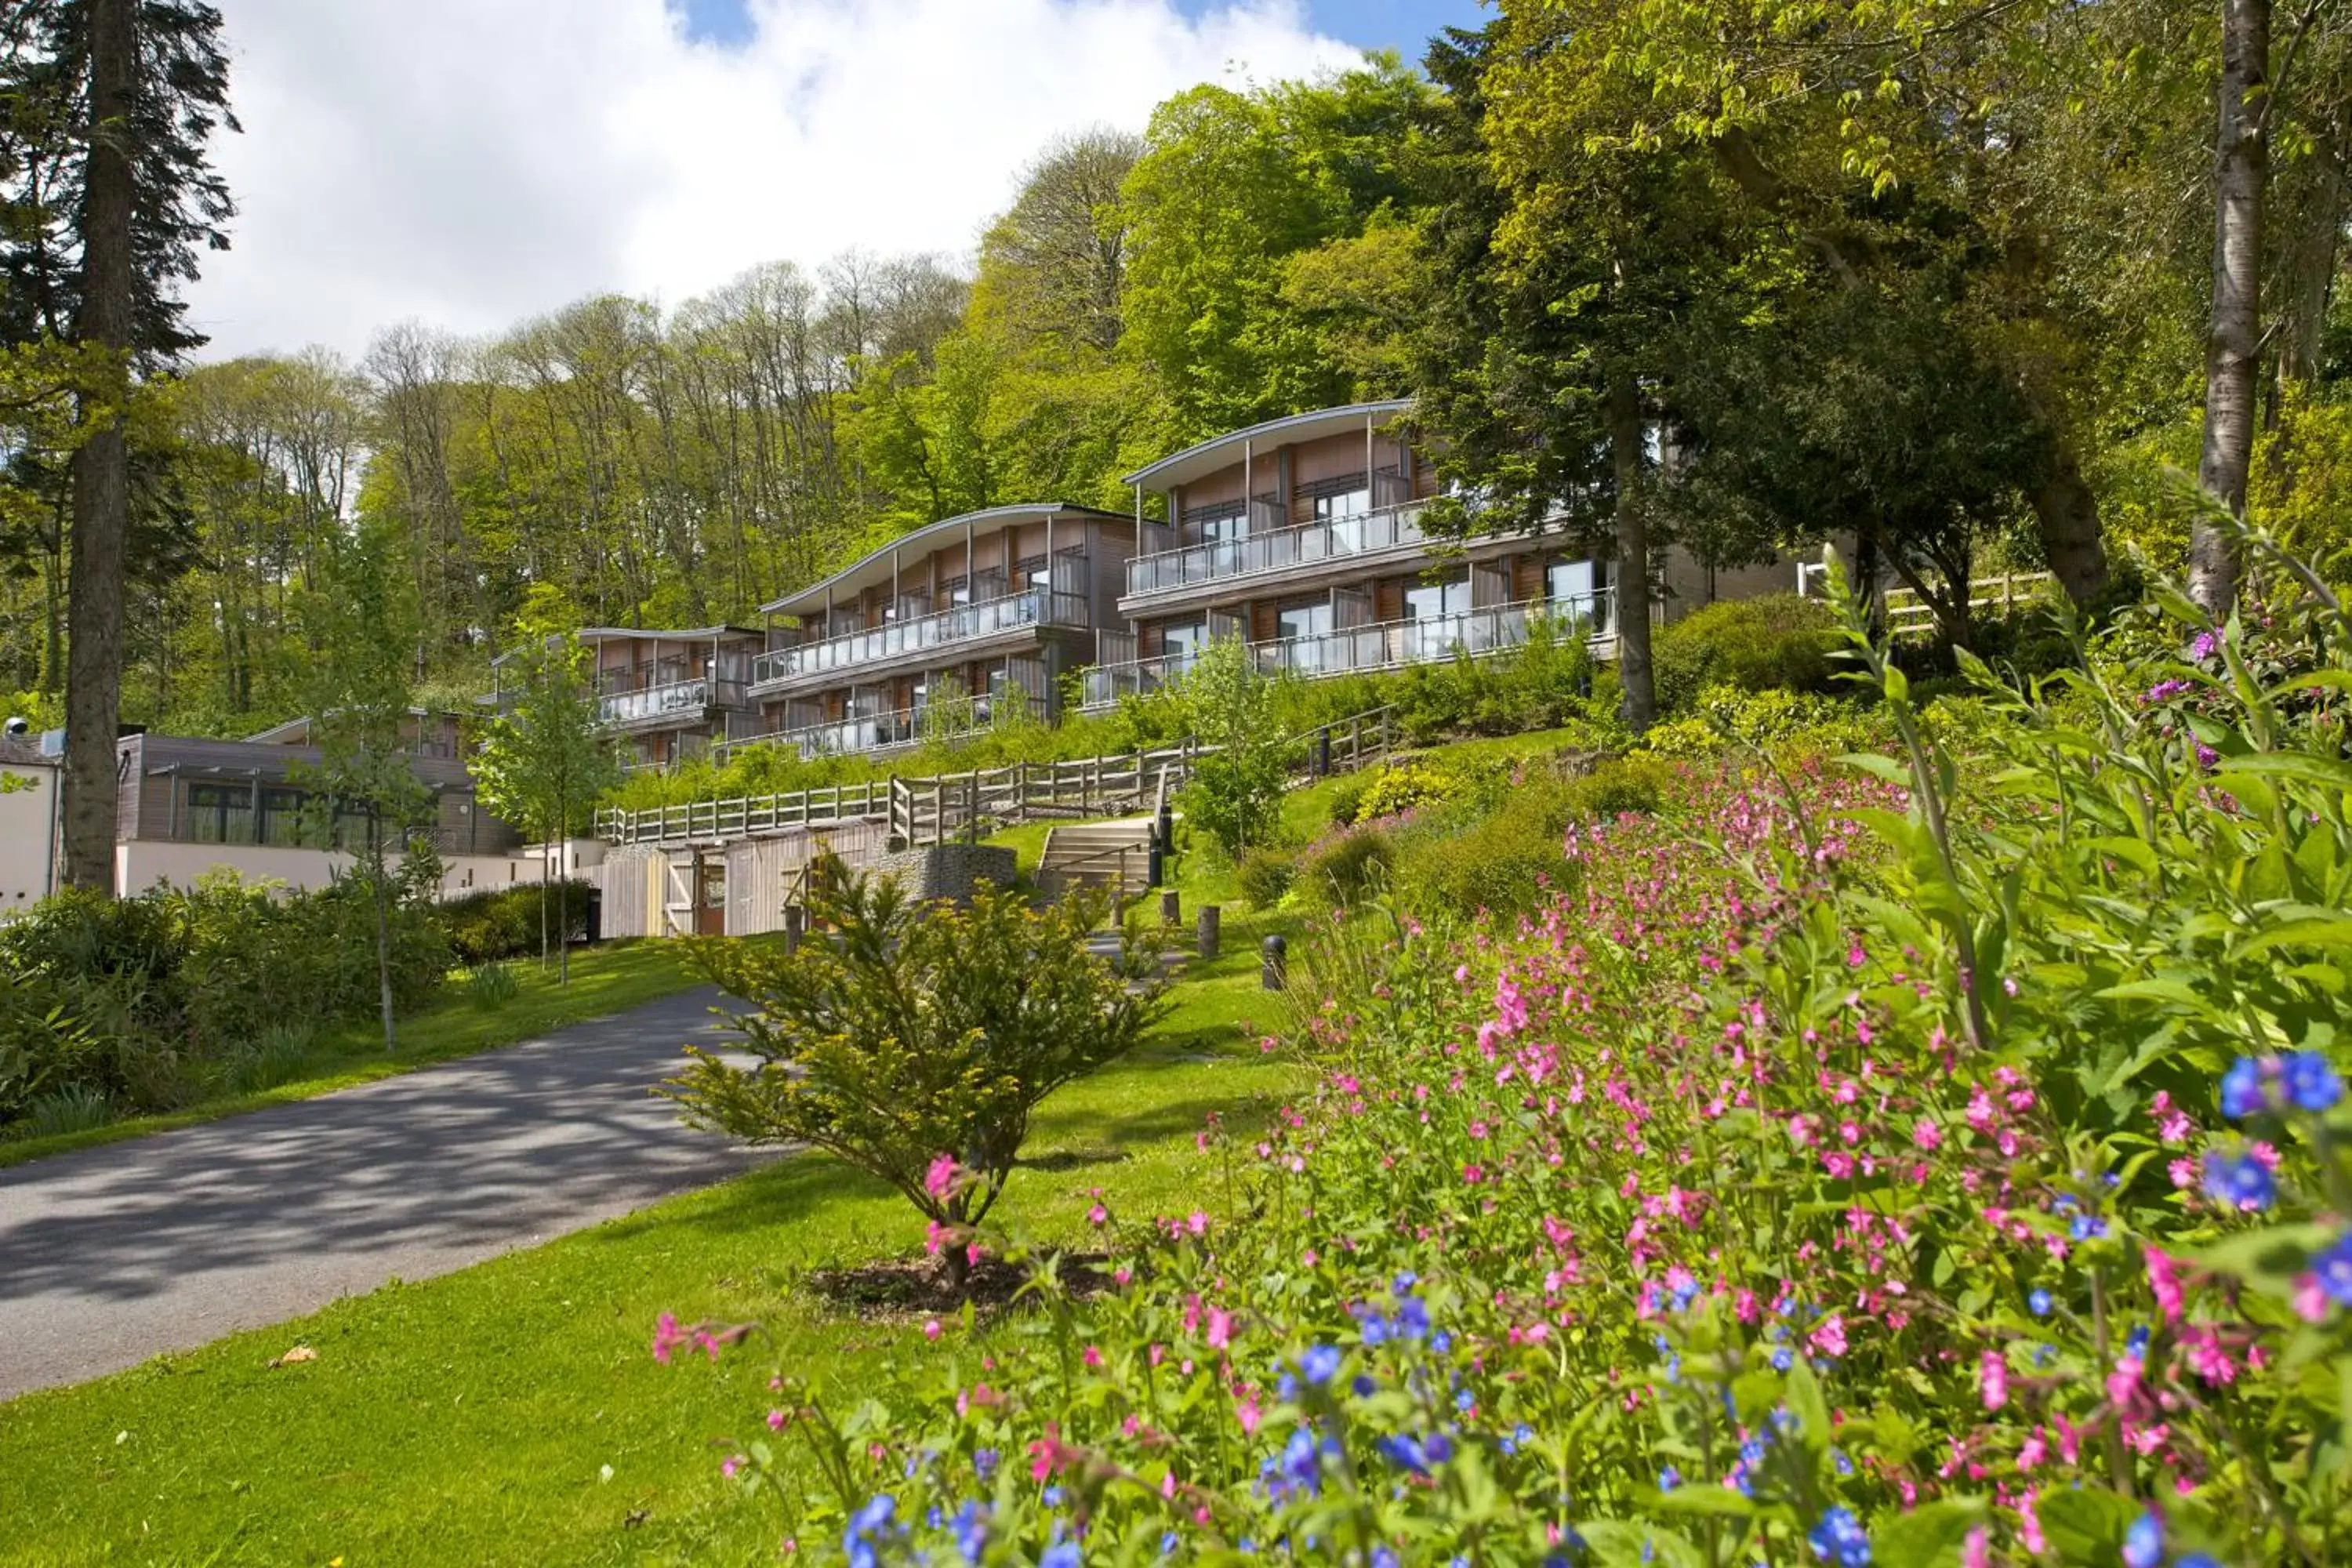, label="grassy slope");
[0,942,1304,1567]
[0,942,701,1171]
